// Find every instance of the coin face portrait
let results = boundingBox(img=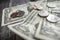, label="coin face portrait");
[10,10,25,18]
